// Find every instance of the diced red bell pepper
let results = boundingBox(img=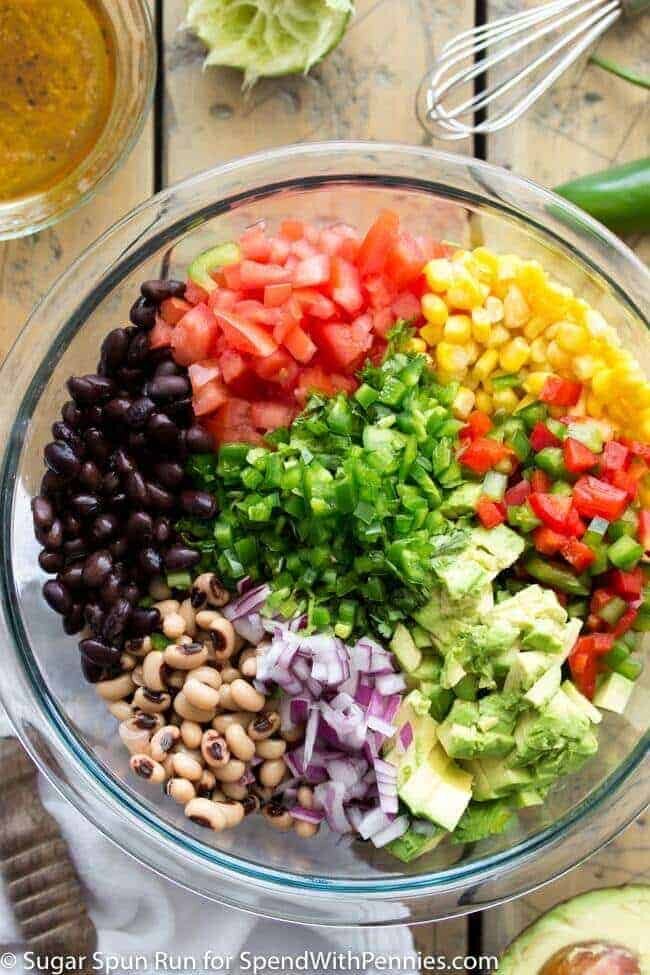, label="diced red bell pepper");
[264,283,293,308]
[564,437,598,474]
[623,439,650,461]
[505,479,531,507]
[607,467,640,501]
[529,492,574,534]
[357,210,400,278]
[463,410,493,439]
[160,297,192,326]
[476,497,507,529]
[601,440,629,474]
[460,437,512,474]
[613,607,638,637]
[560,536,596,573]
[330,256,363,315]
[638,509,650,551]
[215,310,278,358]
[573,475,628,521]
[569,633,615,698]
[540,376,583,407]
[608,567,644,600]
[533,526,566,556]
[529,422,561,452]
[530,469,552,493]
[590,588,613,615]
